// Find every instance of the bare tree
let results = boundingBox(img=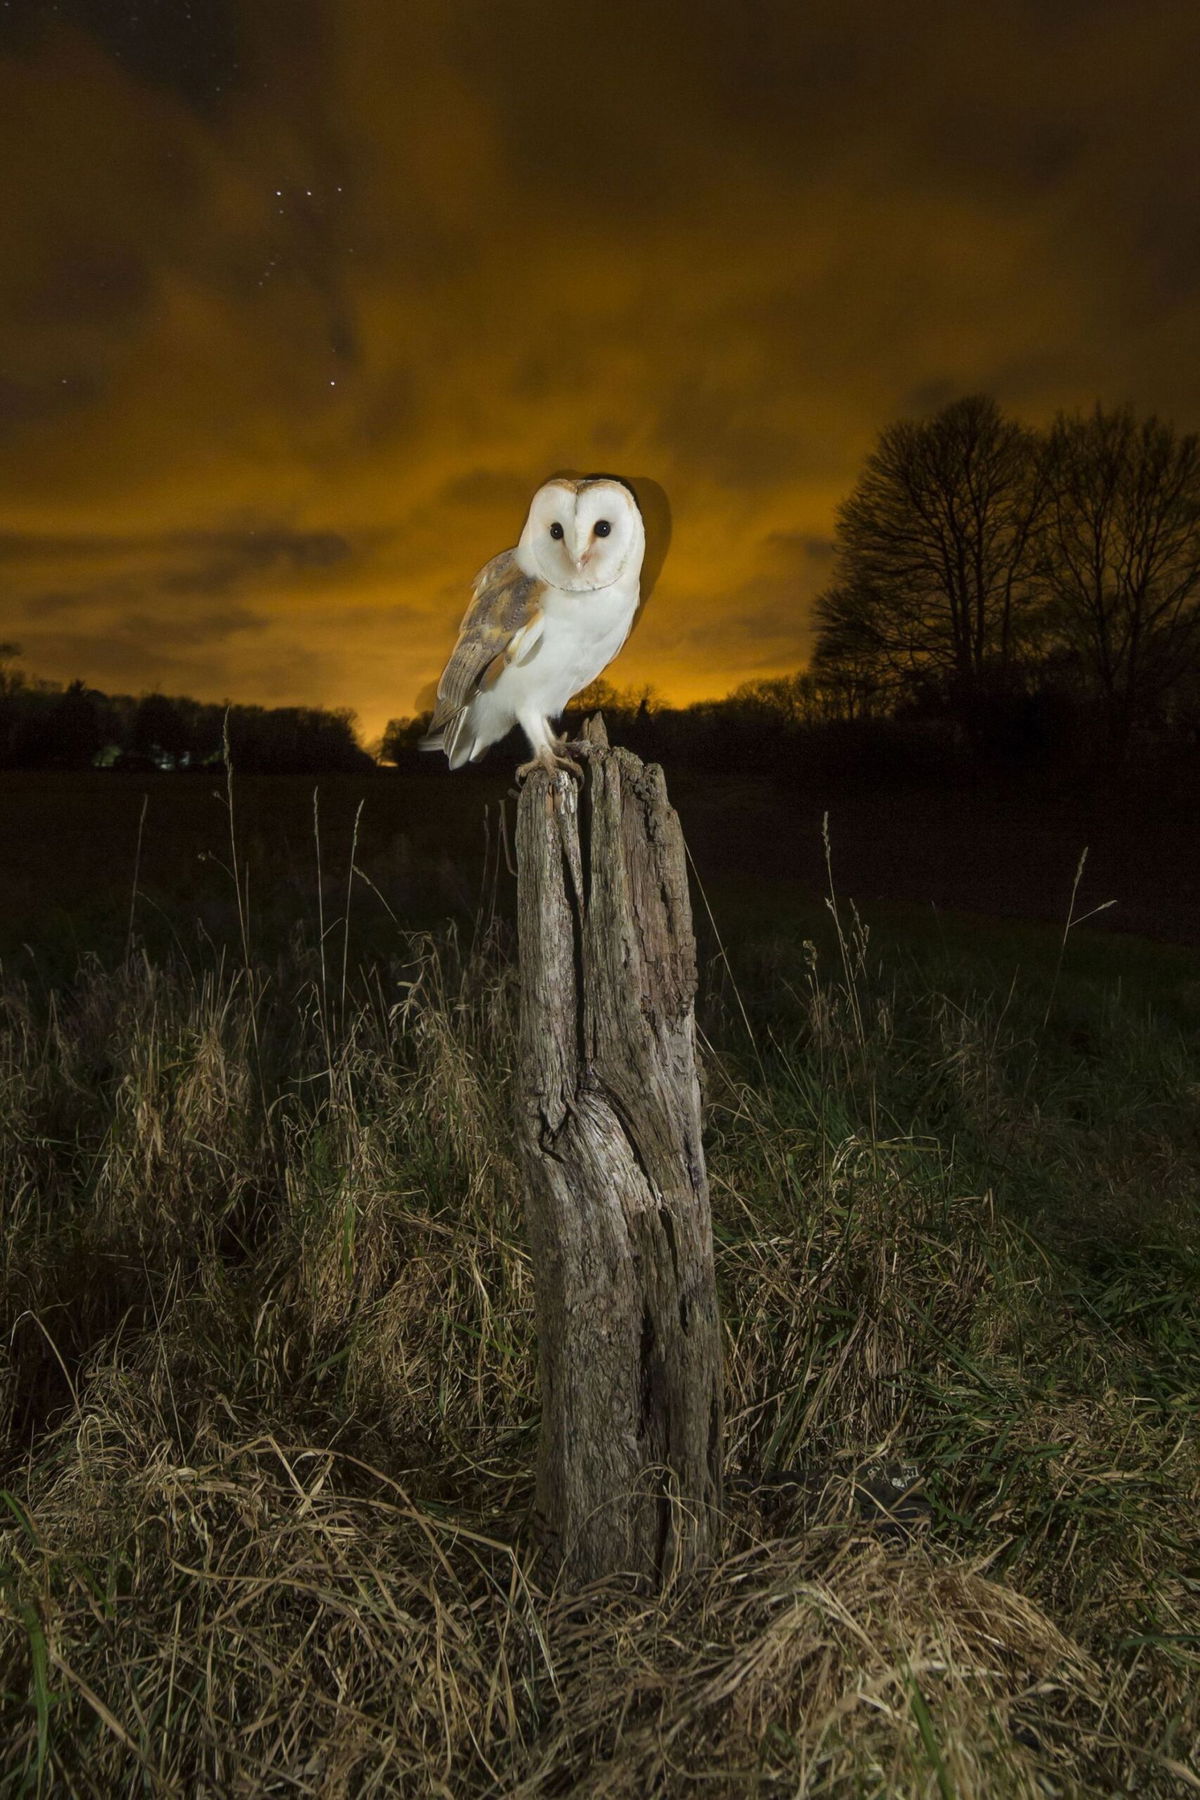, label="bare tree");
[809,586,908,718]
[813,396,1048,727]
[728,673,813,725]
[567,677,660,718]
[0,644,22,764]
[728,669,886,727]
[1042,406,1200,755]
